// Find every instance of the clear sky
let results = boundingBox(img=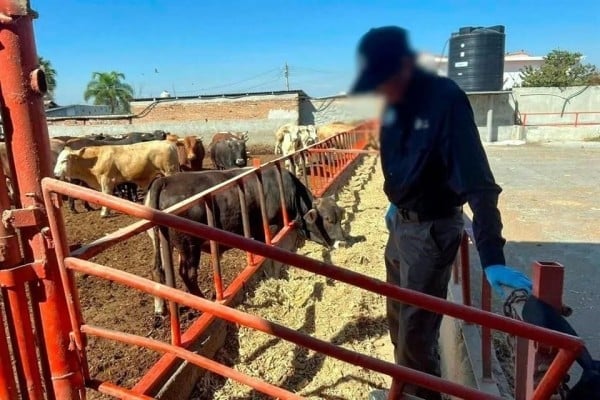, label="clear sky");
[32,0,599,105]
